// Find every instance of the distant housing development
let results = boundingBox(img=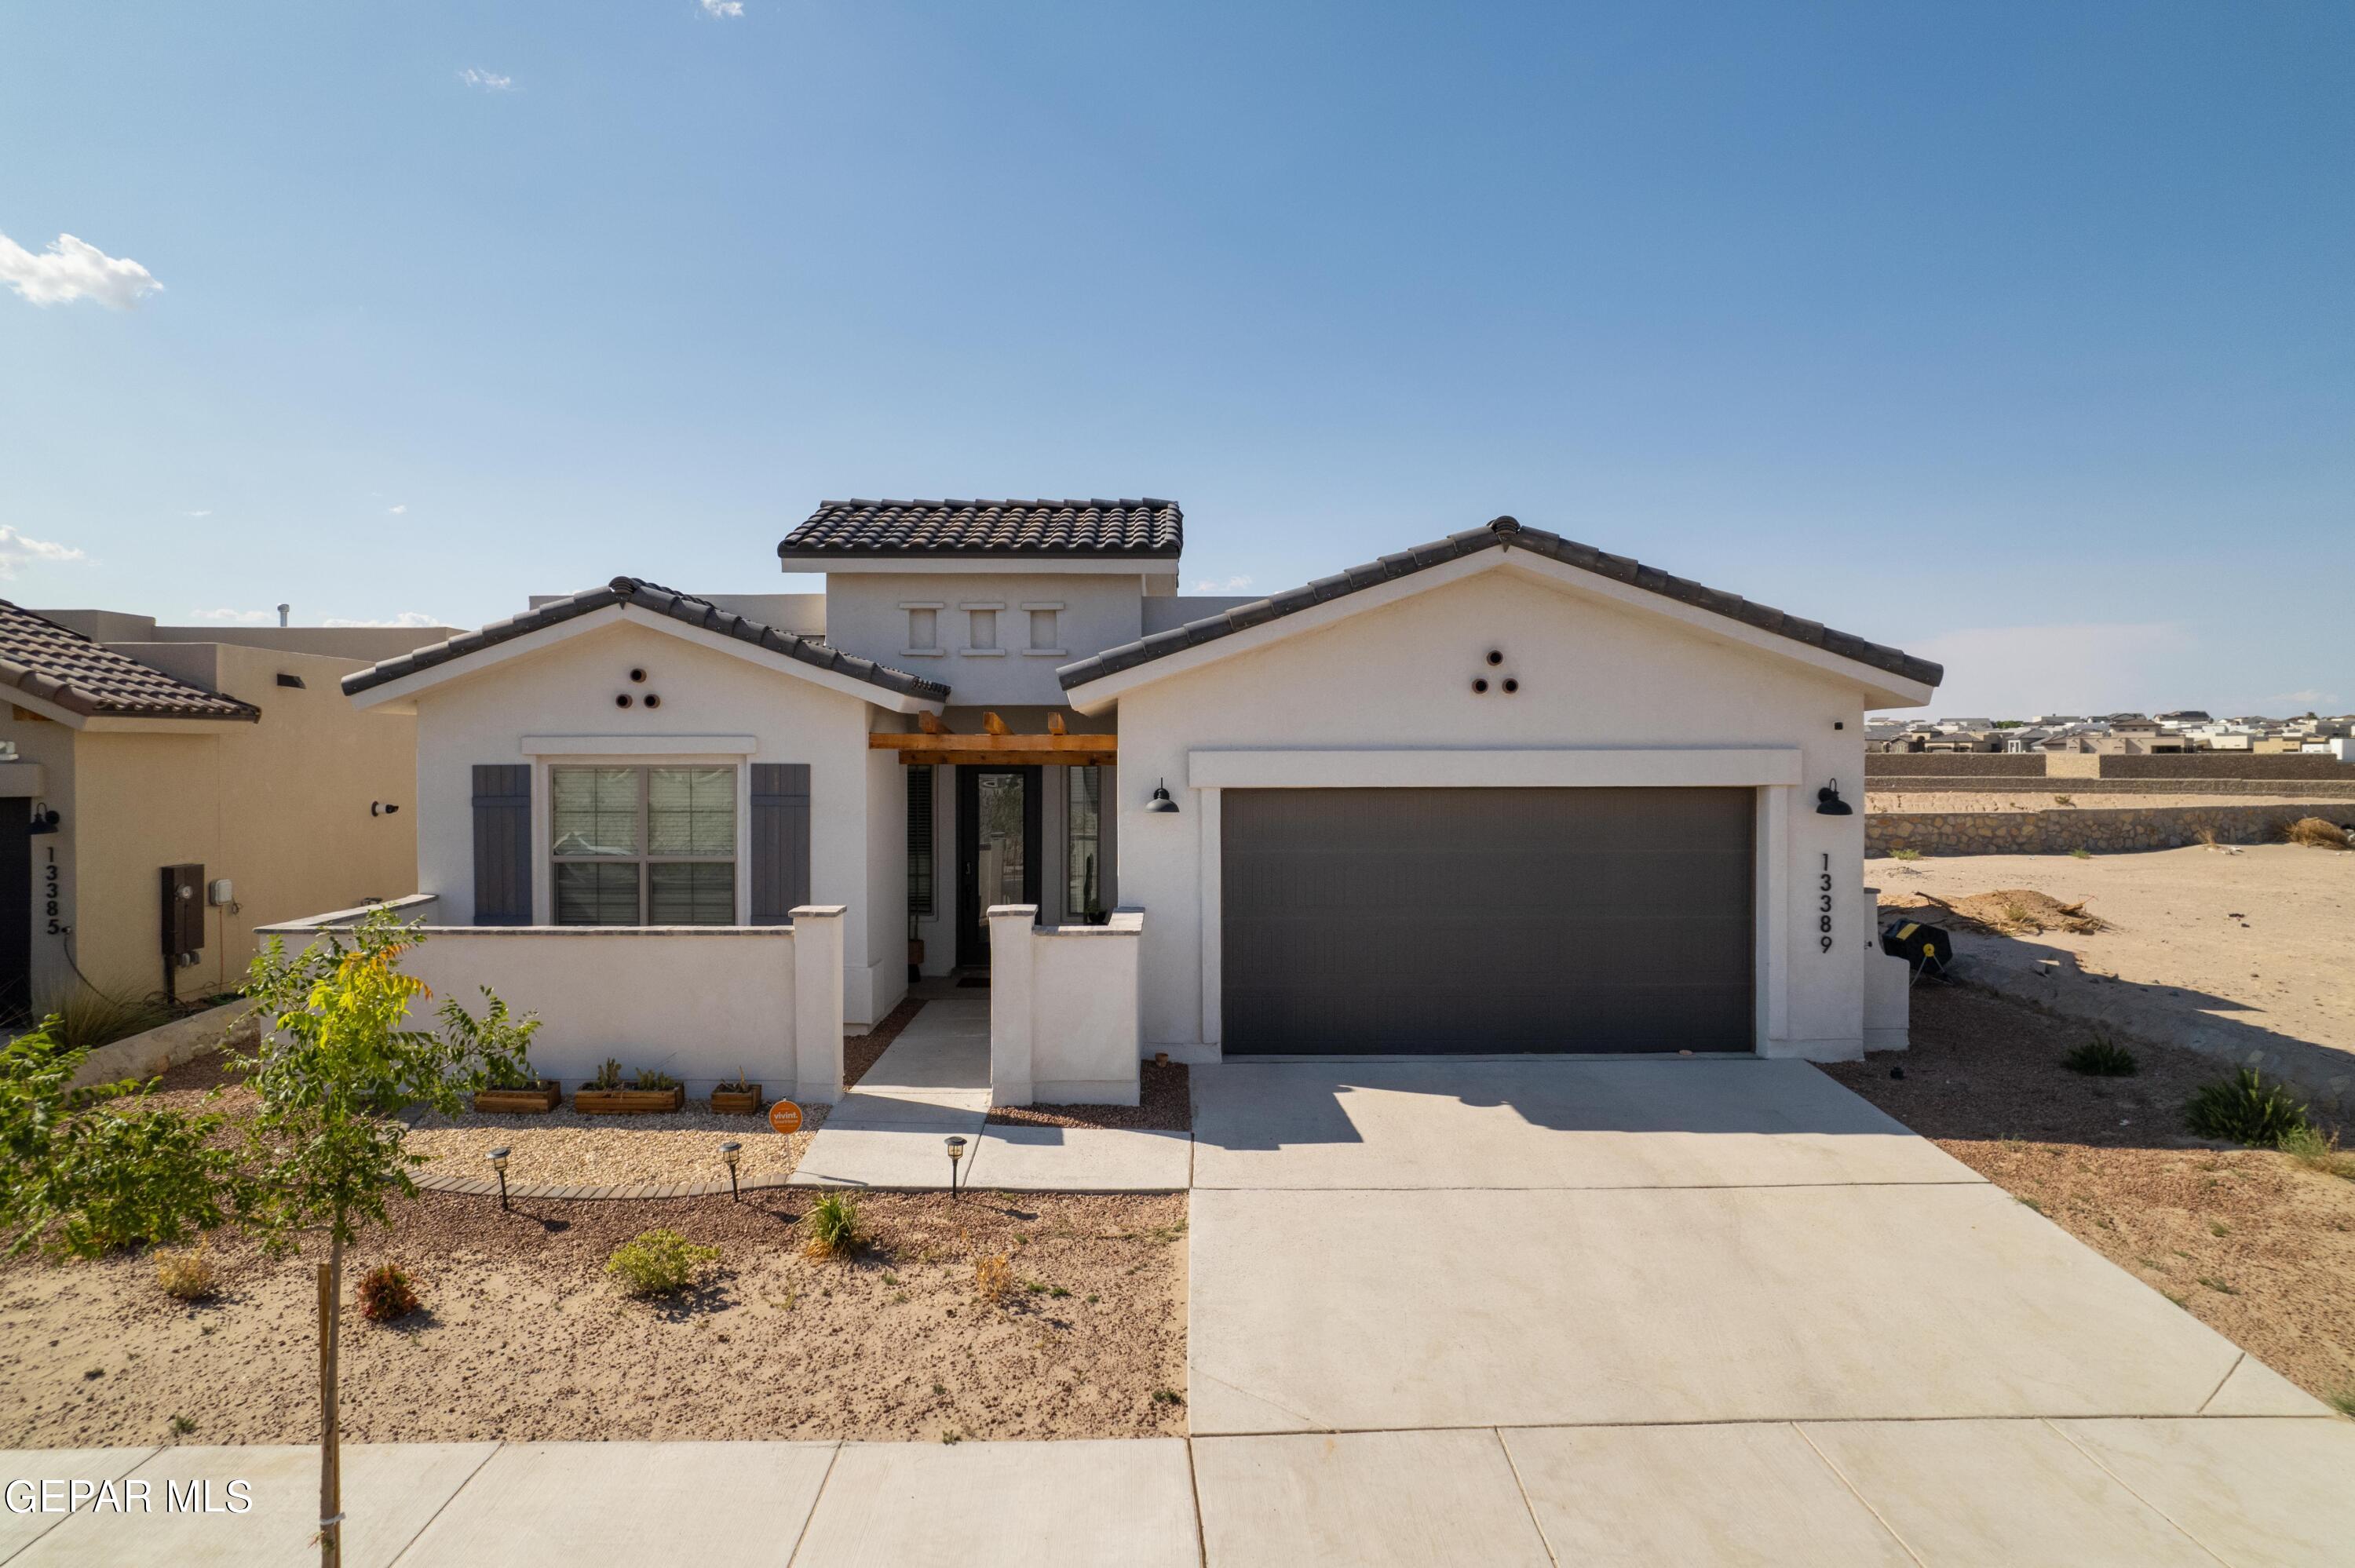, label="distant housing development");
[1868,711,2355,760]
